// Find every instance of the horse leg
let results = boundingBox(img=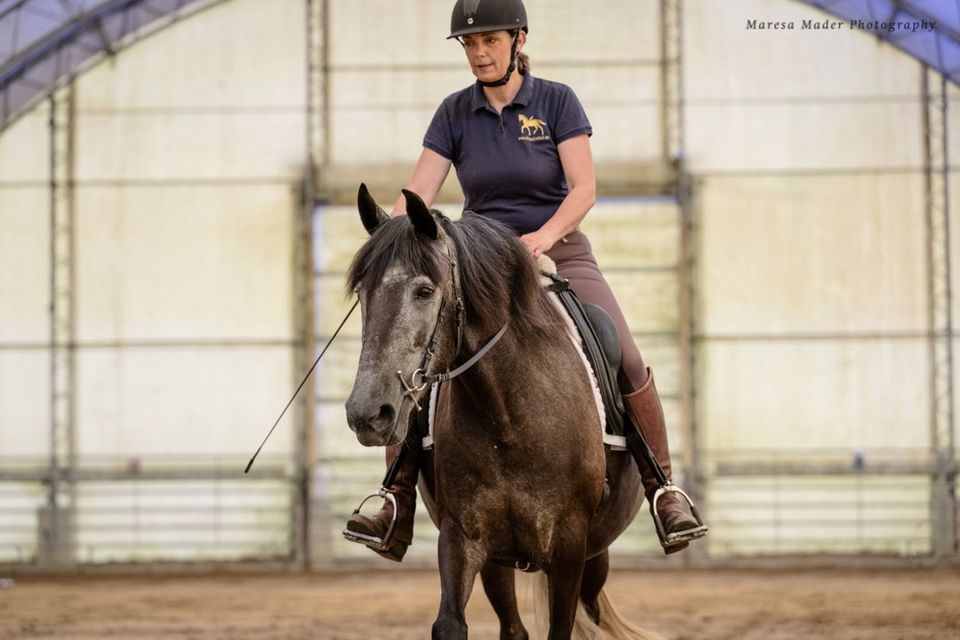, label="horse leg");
[432,522,484,640]
[544,538,588,639]
[579,550,610,625]
[480,563,528,640]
